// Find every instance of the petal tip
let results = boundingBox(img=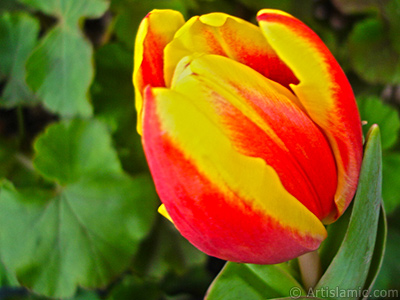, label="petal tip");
[257,9,294,21]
